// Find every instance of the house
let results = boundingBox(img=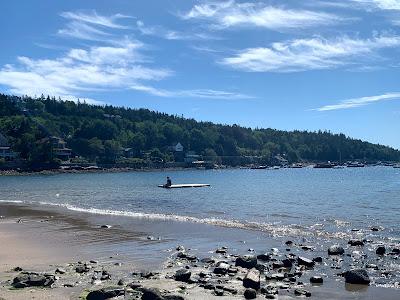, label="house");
[272,154,288,166]
[0,133,18,161]
[49,136,72,160]
[169,142,184,152]
[123,148,136,158]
